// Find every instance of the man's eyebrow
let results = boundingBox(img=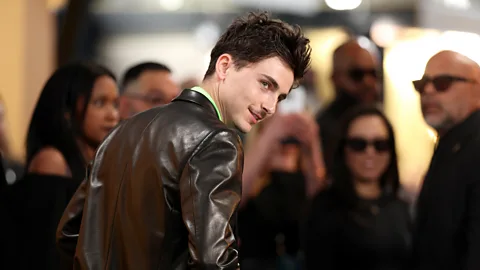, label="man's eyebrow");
[261,74,279,90]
